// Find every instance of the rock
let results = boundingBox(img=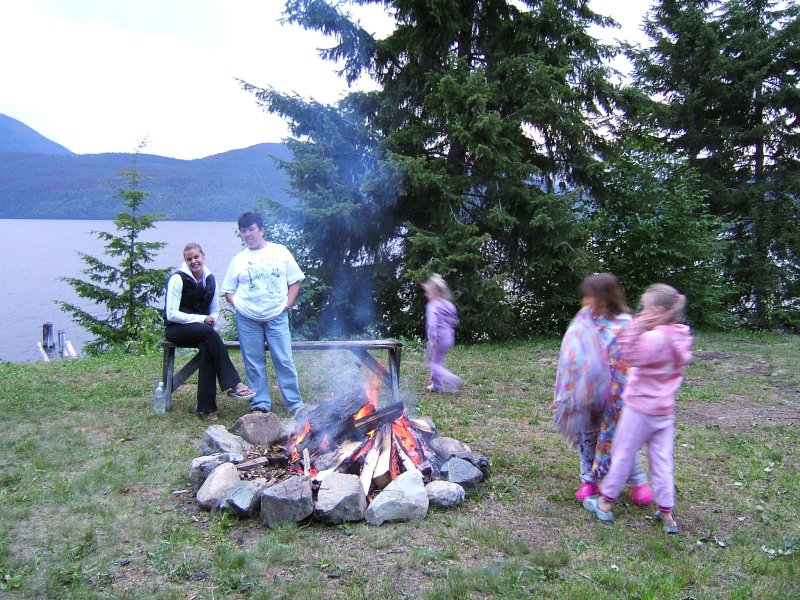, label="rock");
[456,452,490,479]
[260,475,314,528]
[430,436,471,459]
[364,470,429,526]
[314,473,367,524]
[232,412,286,446]
[442,457,483,490]
[220,478,269,517]
[188,453,245,492]
[196,463,241,510]
[201,425,252,456]
[425,480,466,508]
